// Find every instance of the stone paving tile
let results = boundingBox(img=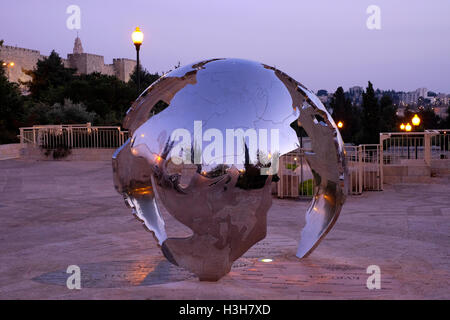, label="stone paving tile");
[0,159,449,299]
